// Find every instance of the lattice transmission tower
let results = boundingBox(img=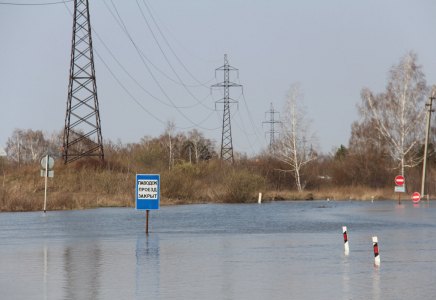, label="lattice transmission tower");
[263,103,281,152]
[211,55,242,164]
[62,0,104,164]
